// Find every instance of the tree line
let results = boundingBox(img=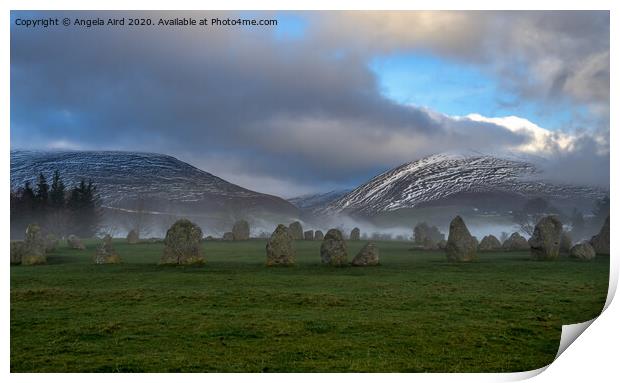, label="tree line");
[10,171,101,239]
